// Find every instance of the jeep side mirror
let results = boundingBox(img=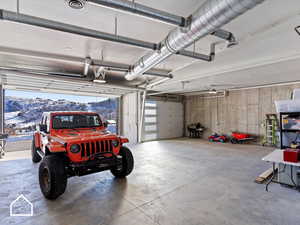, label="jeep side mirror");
[103,121,109,128]
[39,124,48,133]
